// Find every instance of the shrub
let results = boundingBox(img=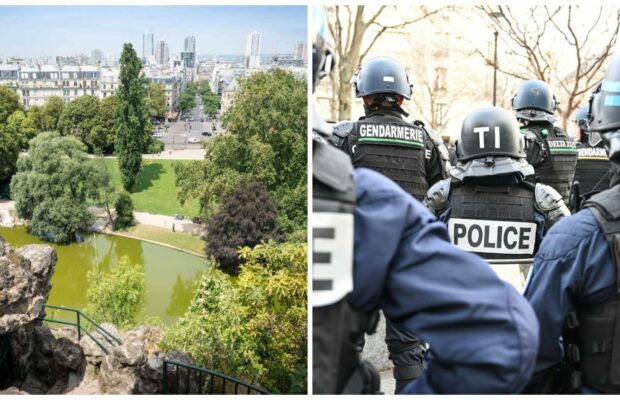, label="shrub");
[85,256,146,329]
[205,181,279,275]
[113,192,134,230]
